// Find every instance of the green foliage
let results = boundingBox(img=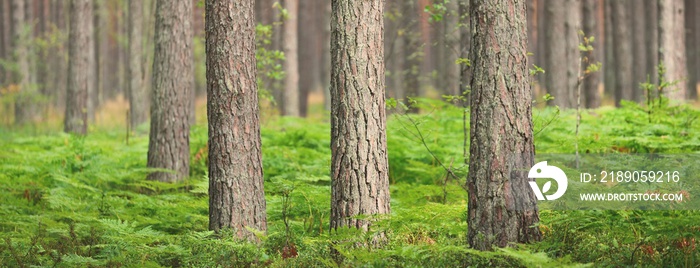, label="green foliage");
[1,98,699,267]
